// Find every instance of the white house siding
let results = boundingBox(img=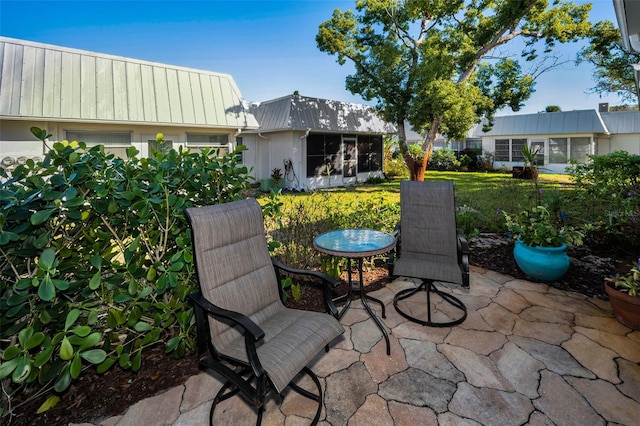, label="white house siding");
[610,133,640,155]
[0,119,242,170]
